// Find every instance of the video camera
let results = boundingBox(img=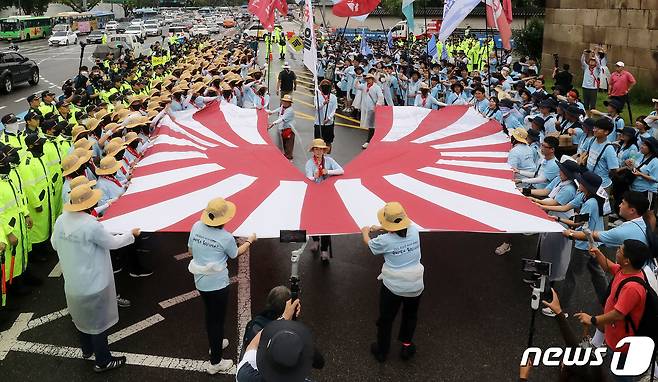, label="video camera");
[522,258,551,311]
[280,230,308,315]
